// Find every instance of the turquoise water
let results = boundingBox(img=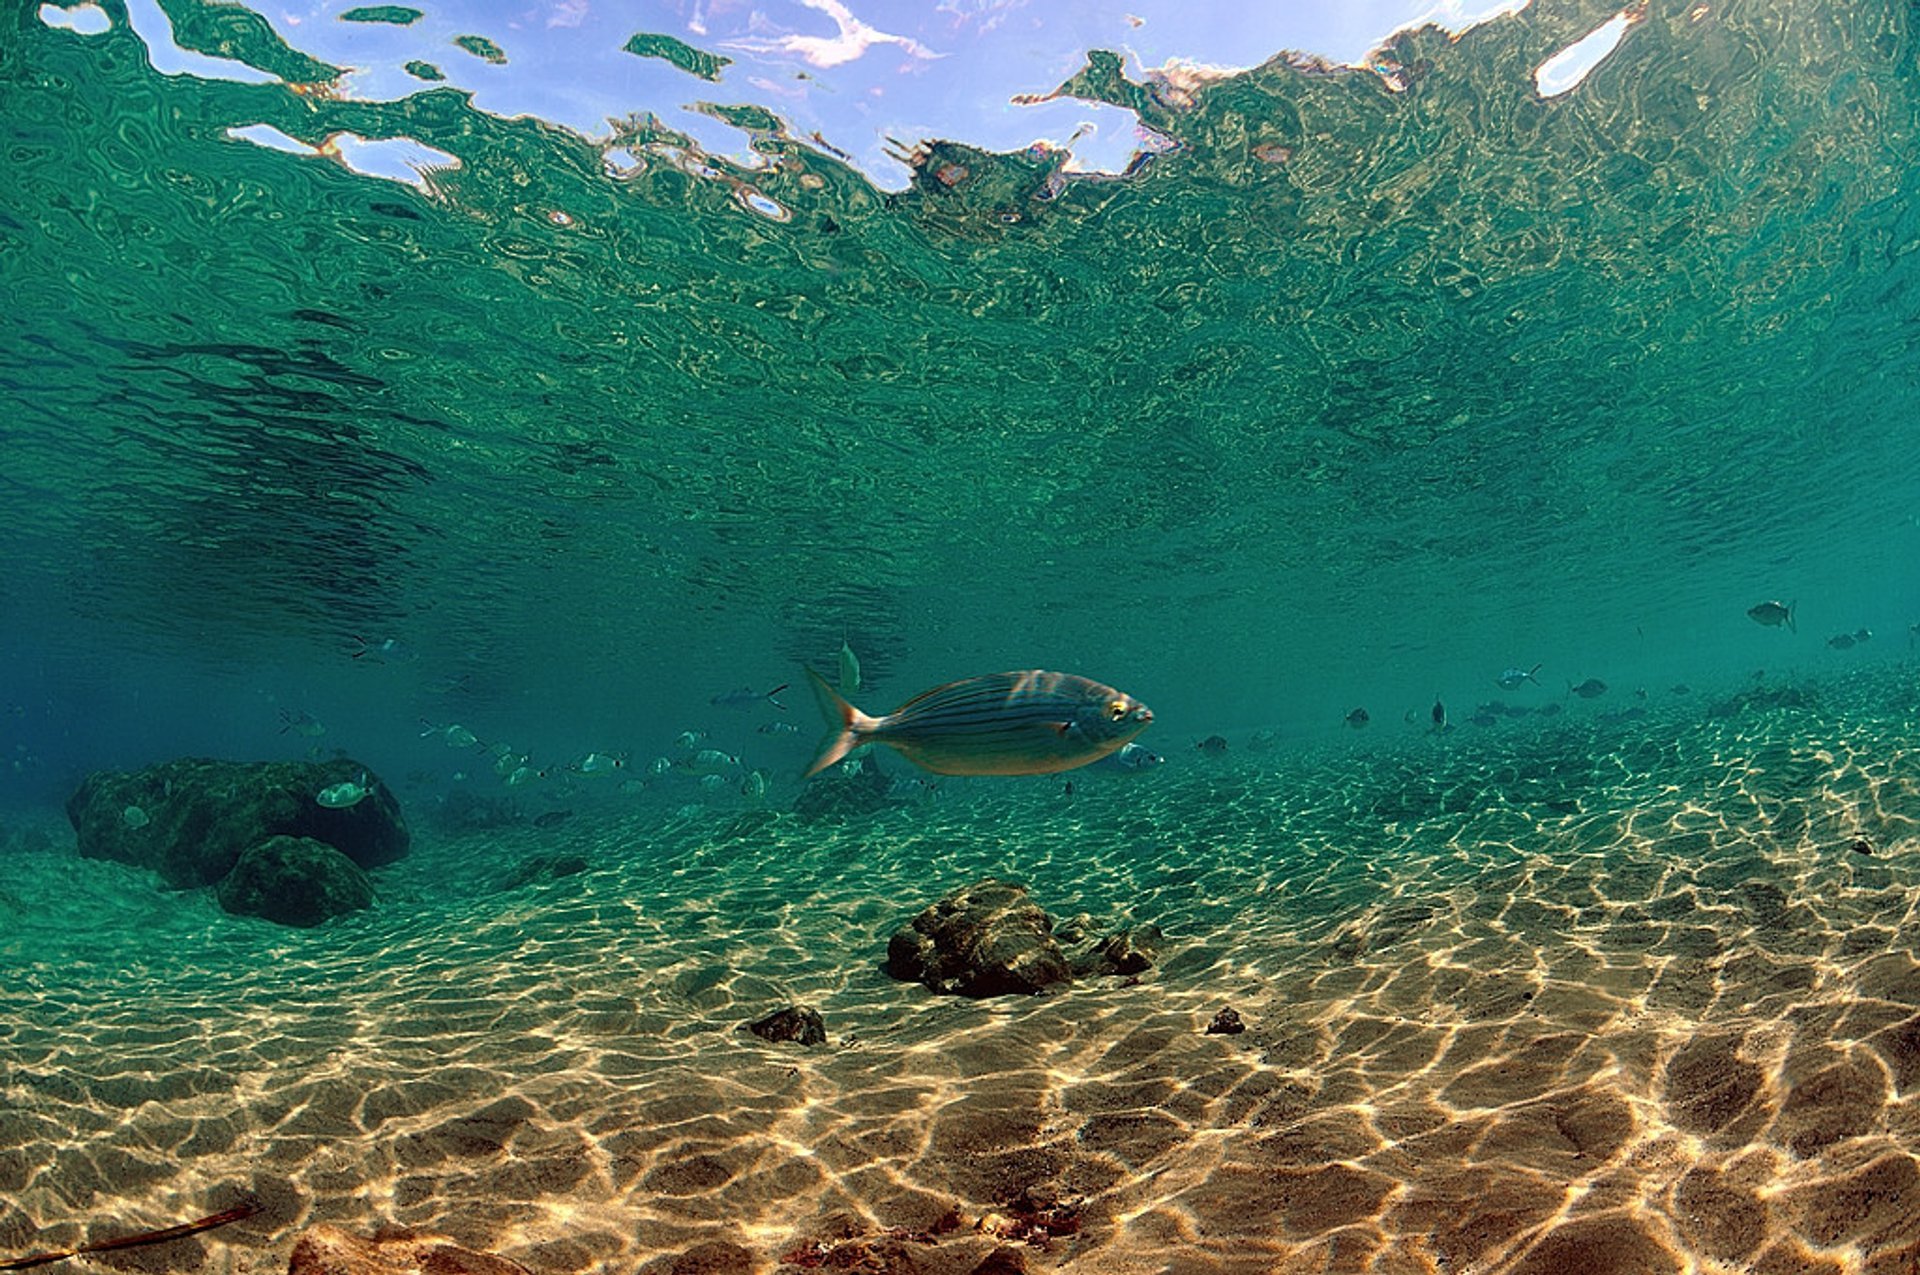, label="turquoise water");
[4,0,1920,1270]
